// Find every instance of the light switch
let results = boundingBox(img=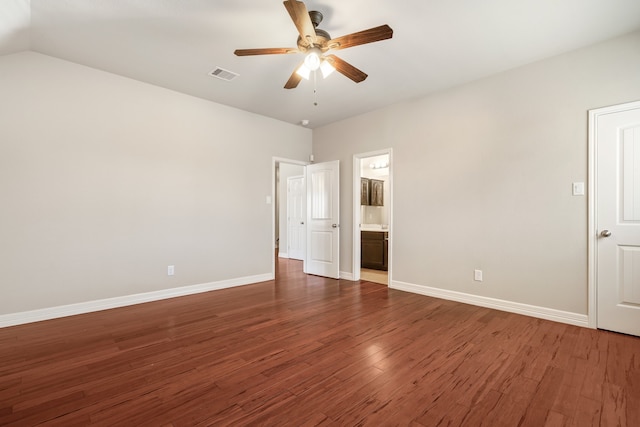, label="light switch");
[572,182,585,196]
[266,196,272,204]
